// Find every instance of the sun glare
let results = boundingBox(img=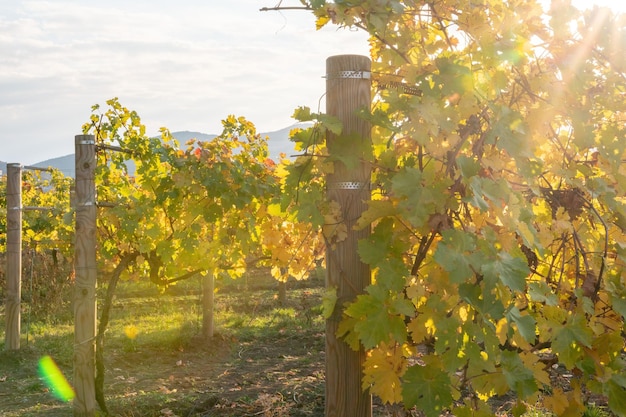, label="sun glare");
[572,0,626,13]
